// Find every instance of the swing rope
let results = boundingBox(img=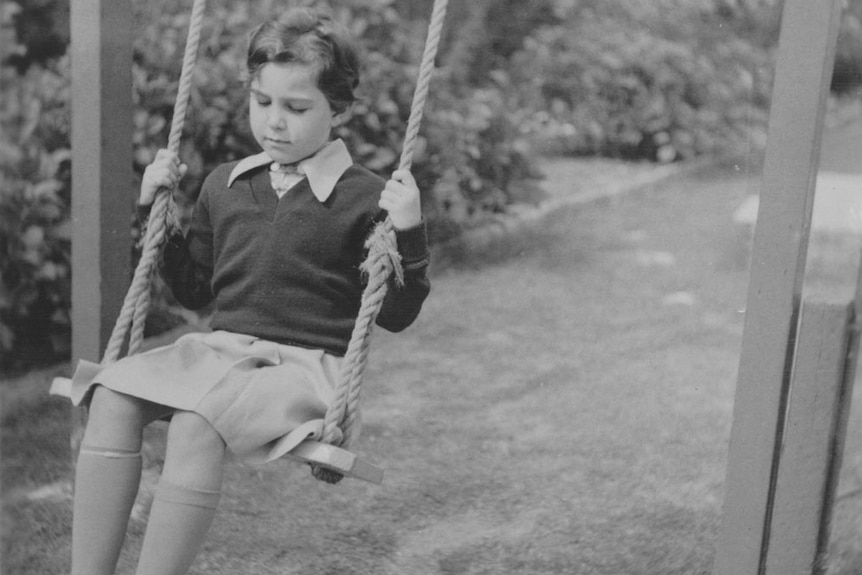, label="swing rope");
[103,0,208,364]
[317,0,449,453]
[102,0,448,484]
